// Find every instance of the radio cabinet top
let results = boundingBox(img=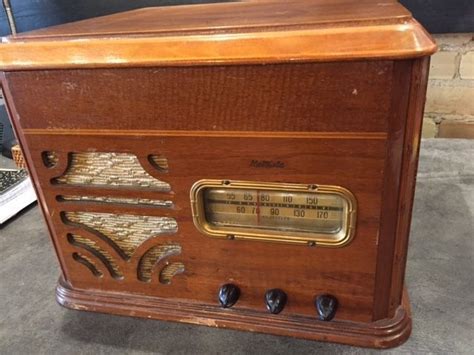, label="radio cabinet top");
[0,0,436,71]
